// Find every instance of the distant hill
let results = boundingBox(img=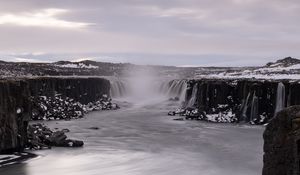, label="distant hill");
[265,57,300,68]
[1,57,300,80]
